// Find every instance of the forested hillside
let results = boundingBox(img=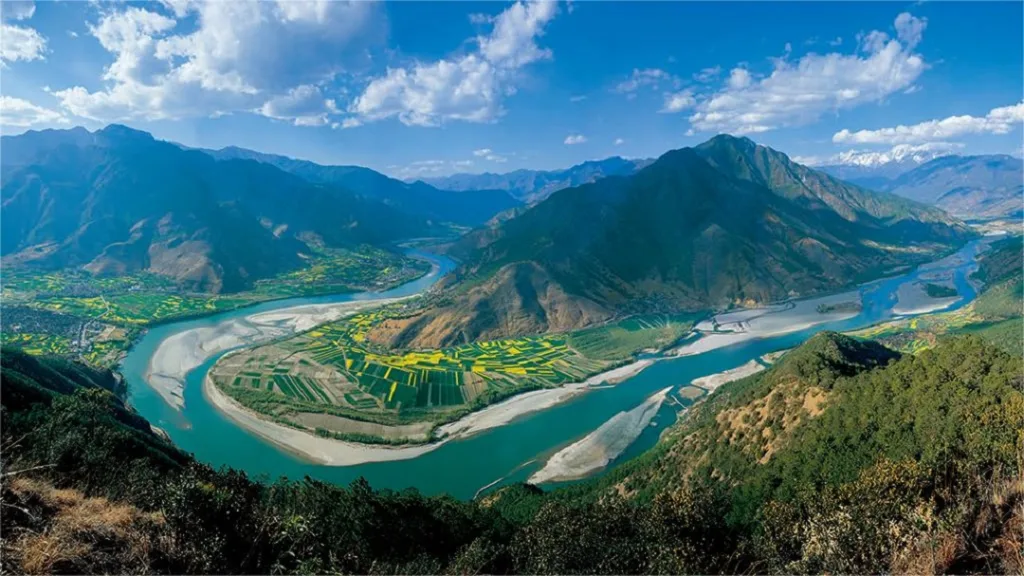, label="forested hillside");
[3,330,1020,574]
[369,135,973,348]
